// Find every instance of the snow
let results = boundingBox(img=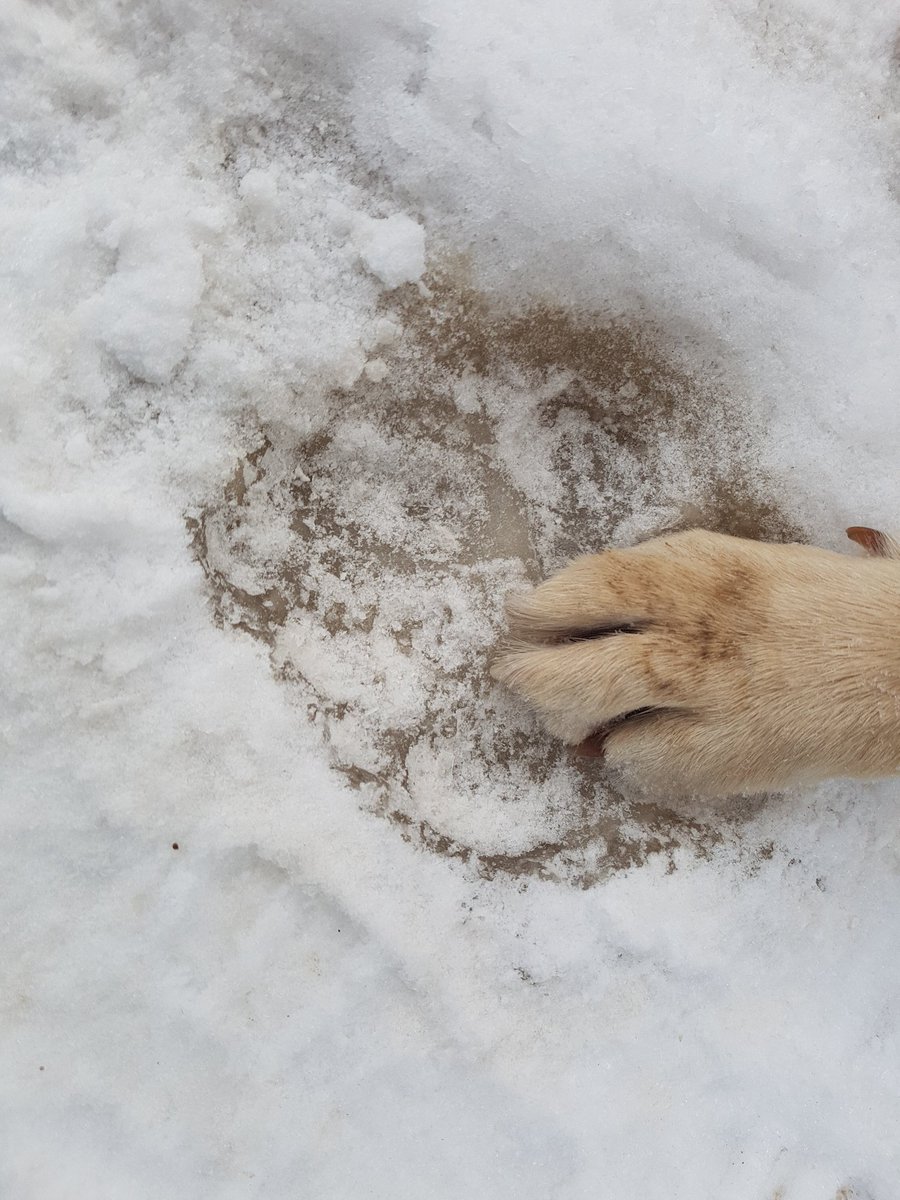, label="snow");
[3,0,900,1196]
[349,210,427,289]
